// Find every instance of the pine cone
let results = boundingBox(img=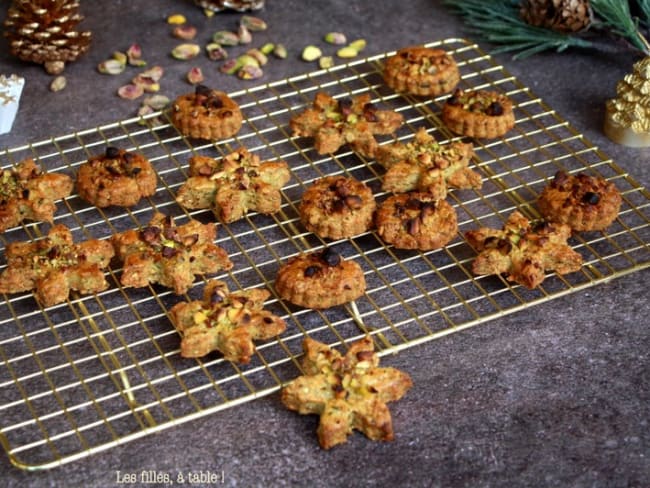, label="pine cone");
[4,0,92,74]
[520,0,592,33]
